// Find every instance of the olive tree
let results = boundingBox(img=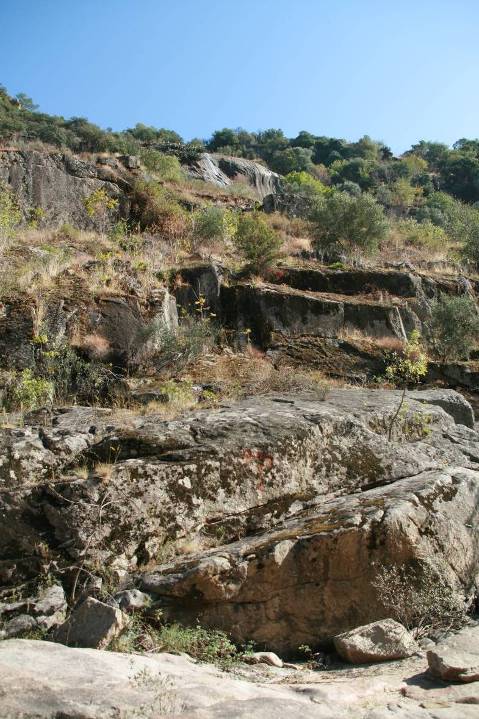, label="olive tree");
[310,191,388,262]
